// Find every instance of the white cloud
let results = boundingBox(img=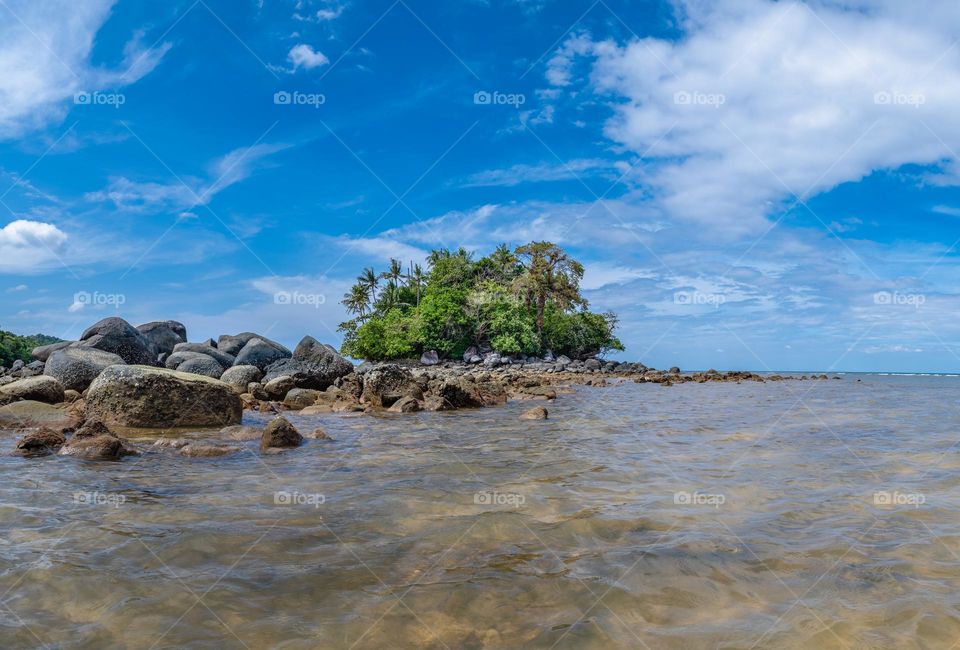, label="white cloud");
[550,0,960,236]
[0,0,171,139]
[288,44,329,71]
[462,159,618,187]
[0,219,68,272]
[7,283,28,292]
